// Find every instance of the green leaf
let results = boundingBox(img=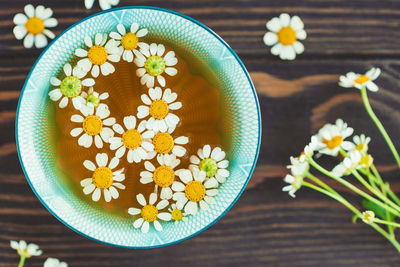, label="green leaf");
[362,198,394,220]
